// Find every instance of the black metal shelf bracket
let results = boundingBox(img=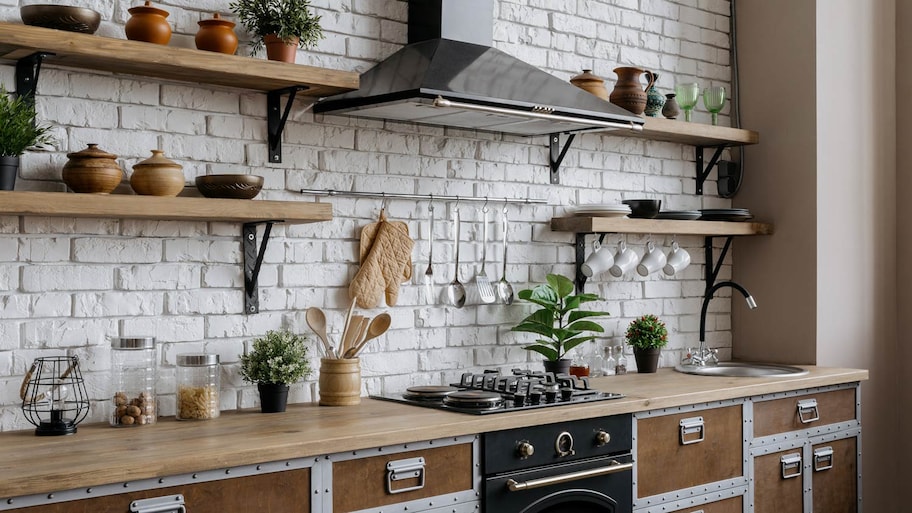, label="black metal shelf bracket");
[704,235,734,293]
[15,52,53,104]
[574,232,608,294]
[267,85,309,164]
[695,145,727,195]
[243,221,279,315]
[549,133,577,184]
